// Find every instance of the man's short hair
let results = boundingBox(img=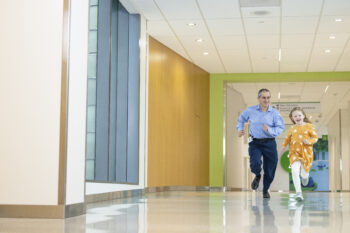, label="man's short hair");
[258,88,271,98]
